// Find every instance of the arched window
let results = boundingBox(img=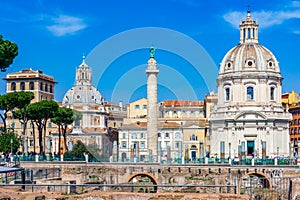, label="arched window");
[247,86,254,100]
[45,84,48,92]
[20,82,25,90]
[225,88,230,101]
[29,82,34,90]
[40,82,43,91]
[270,87,275,100]
[11,82,16,91]
[165,132,170,138]
[248,28,251,39]
[175,132,181,139]
[49,85,53,93]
